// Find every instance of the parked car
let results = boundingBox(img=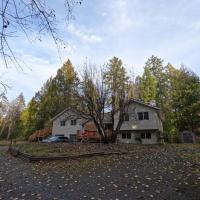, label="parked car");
[41,136,69,143]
